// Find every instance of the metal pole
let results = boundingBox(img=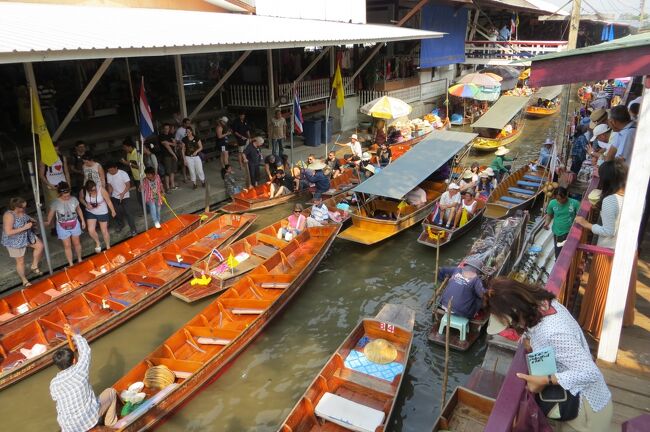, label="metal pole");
[125,57,138,125]
[28,161,53,274]
[137,139,148,230]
